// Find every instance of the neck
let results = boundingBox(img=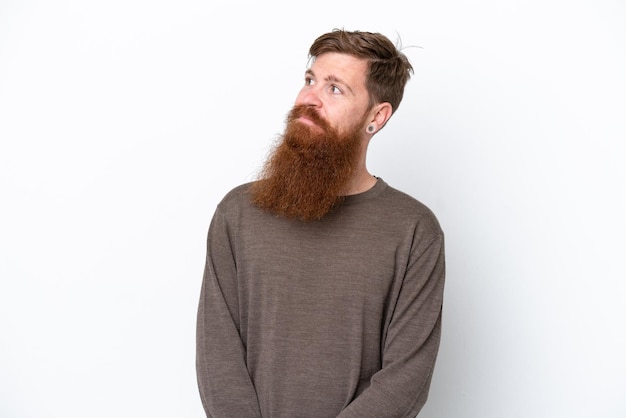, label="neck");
[343,169,377,195]
[343,141,376,195]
